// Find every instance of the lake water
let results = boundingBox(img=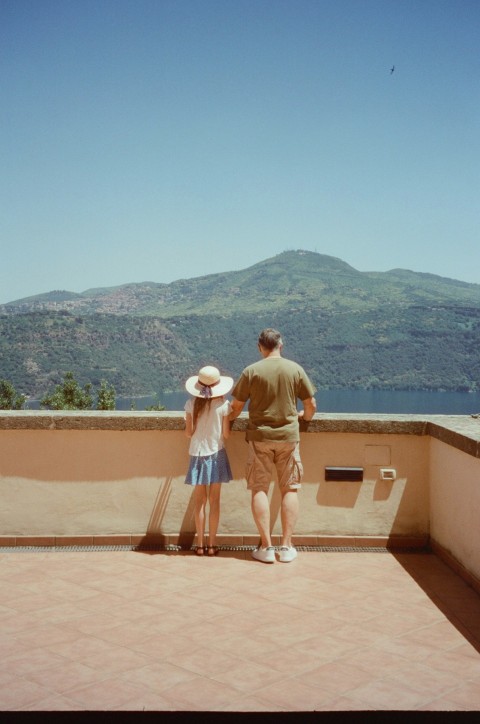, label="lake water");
[118,389,480,415]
